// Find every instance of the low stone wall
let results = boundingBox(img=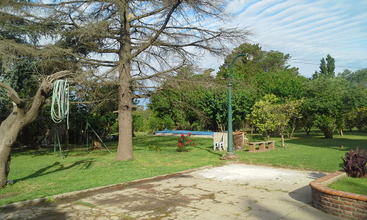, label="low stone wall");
[310,171,367,219]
